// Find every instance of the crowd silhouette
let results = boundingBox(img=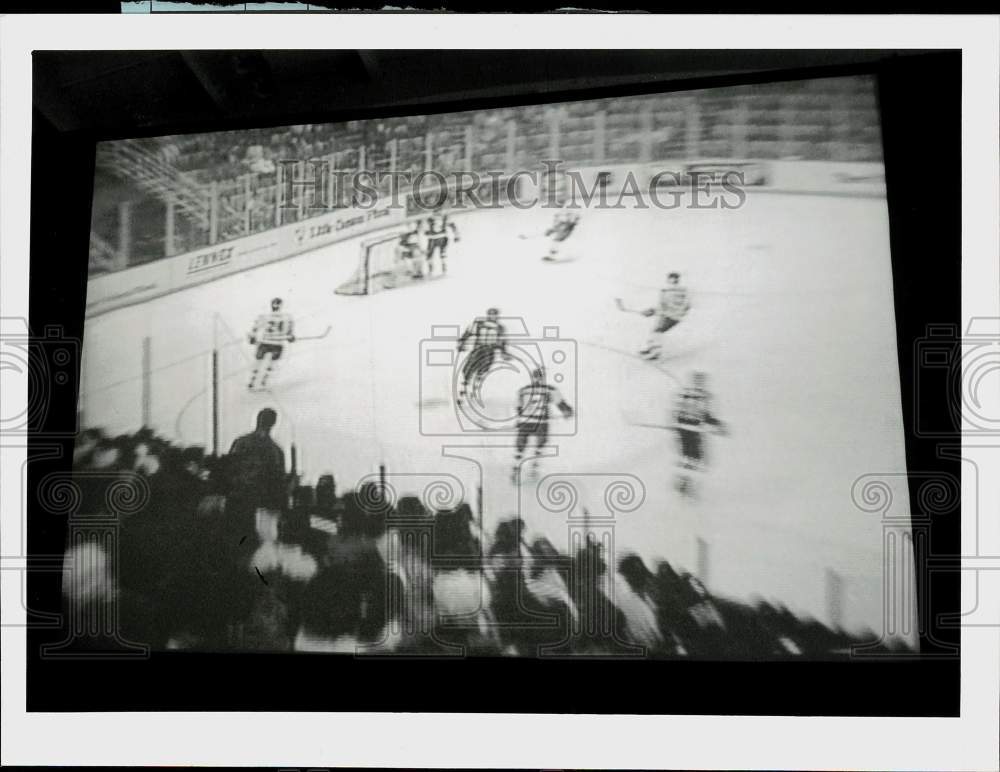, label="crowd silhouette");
[61,422,908,658]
